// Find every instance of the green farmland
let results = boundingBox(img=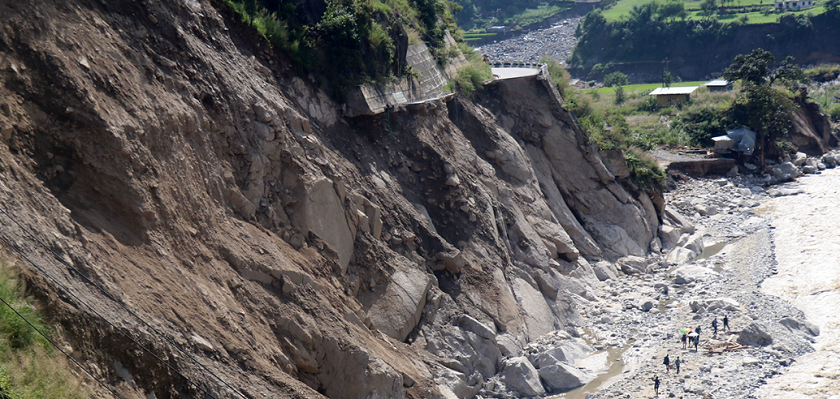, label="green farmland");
[582,80,709,94]
[601,0,826,24]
